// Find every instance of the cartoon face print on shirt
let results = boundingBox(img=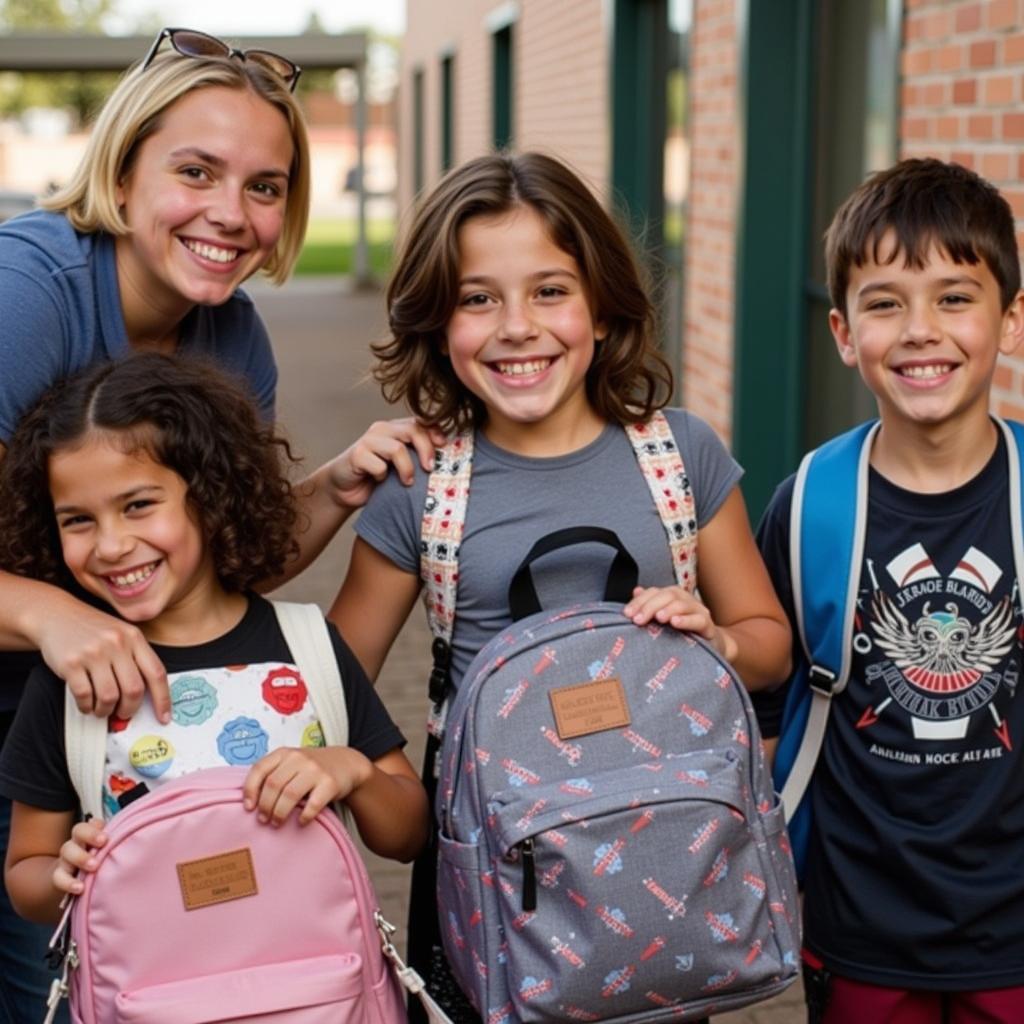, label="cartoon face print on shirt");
[217,716,269,765]
[130,735,175,778]
[261,666,308,715]
[171,674,218,726]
